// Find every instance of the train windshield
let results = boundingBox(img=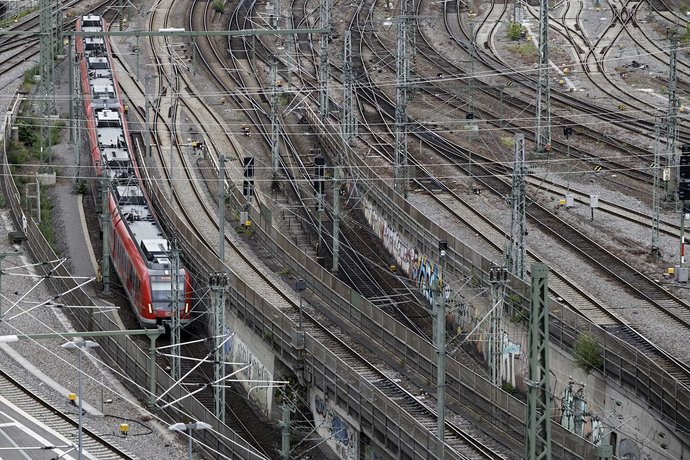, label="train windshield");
[151,279,185,311]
